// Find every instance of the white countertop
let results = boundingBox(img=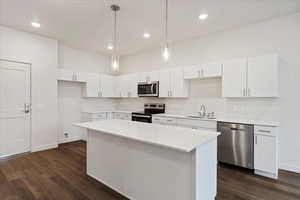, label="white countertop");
[75,119,219,153]
[155,113,279,127]
[82,110,133,114]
